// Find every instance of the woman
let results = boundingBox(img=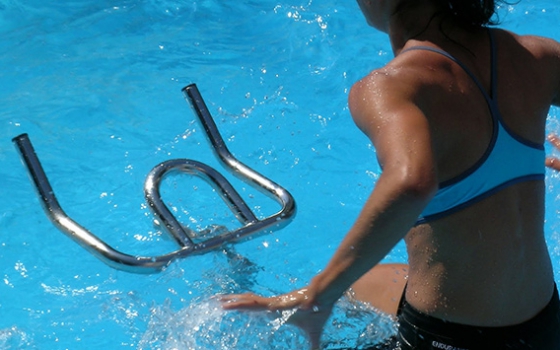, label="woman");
[222,0,560,348]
